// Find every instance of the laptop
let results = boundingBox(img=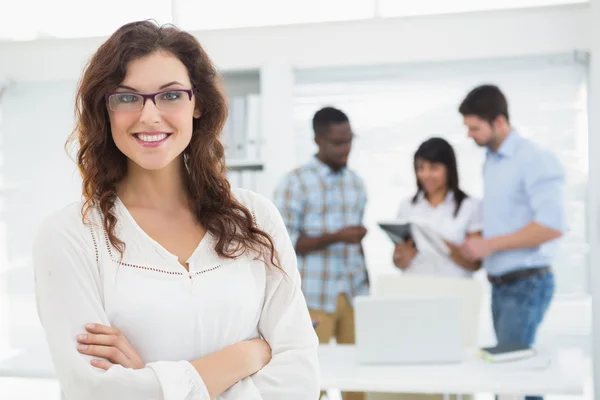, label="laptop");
[354,296,465,364]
